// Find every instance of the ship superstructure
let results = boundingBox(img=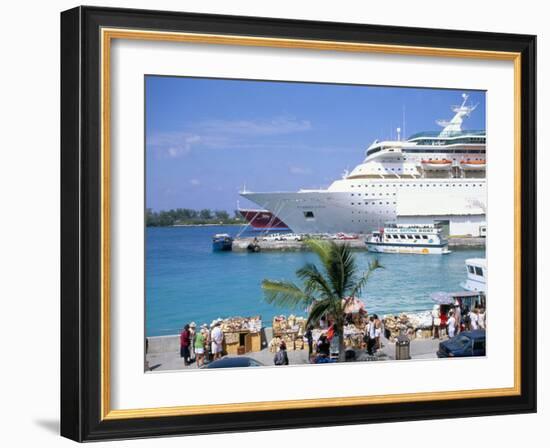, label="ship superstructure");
[240,94,486,235]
